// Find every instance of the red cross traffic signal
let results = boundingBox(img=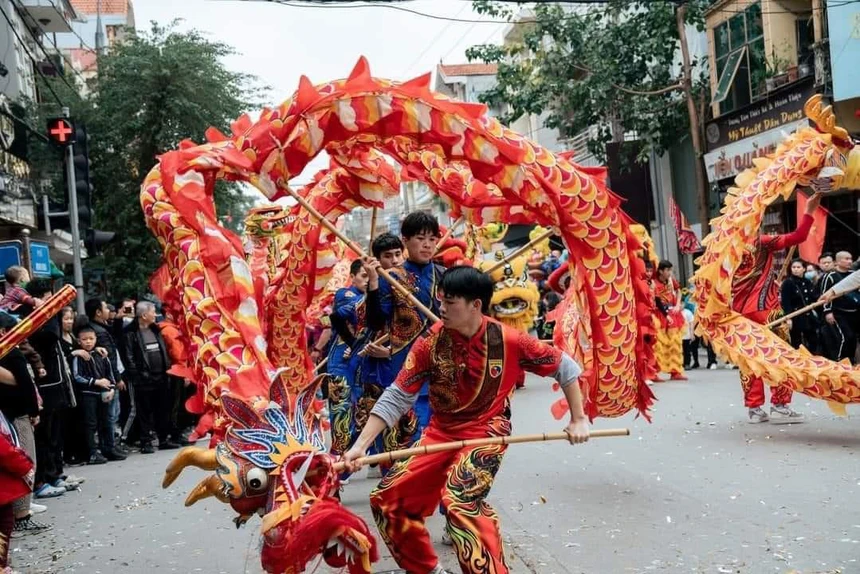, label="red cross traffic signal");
[47,117,75,146]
